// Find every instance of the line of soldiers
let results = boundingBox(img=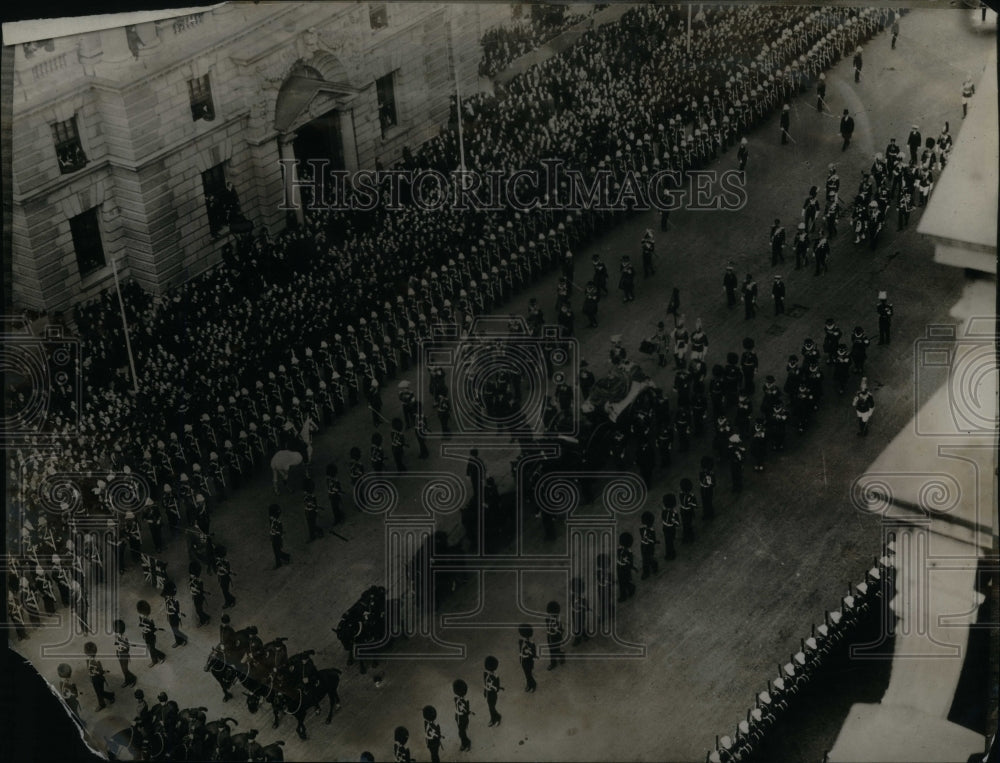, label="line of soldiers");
[576,307,888,552]
[7,510,110,639]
